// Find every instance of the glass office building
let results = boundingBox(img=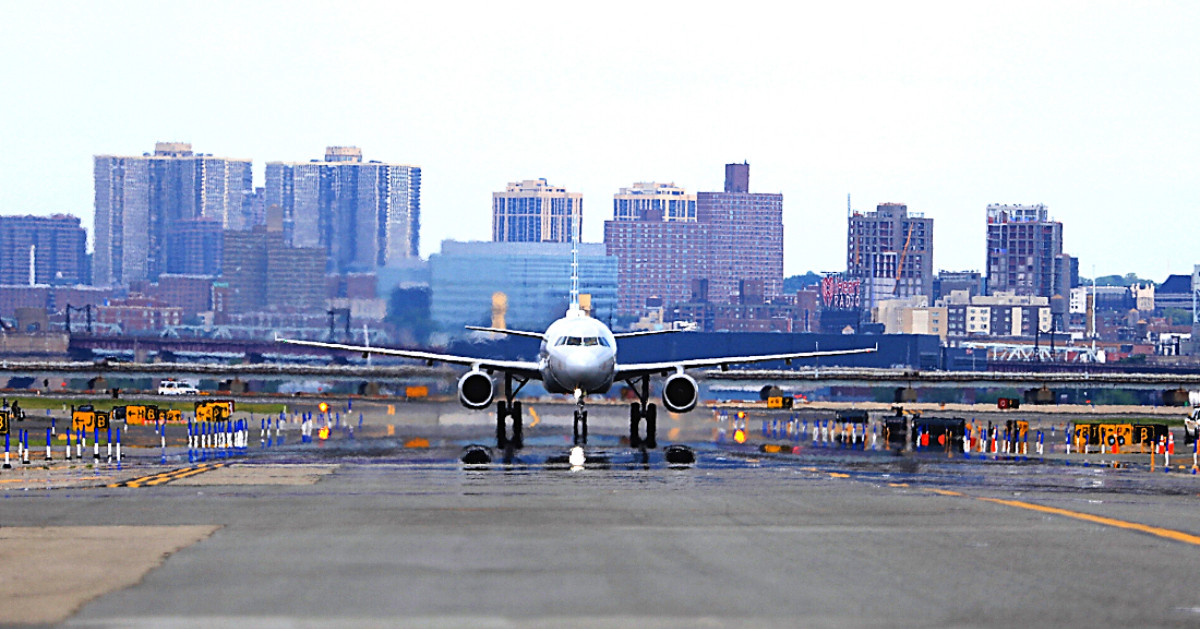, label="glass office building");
[430,240,617,334]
